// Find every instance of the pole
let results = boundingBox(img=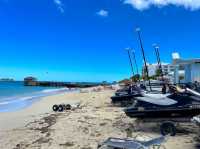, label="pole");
[153,45,164,82]
[156,48,164,79]
[136,28,152,91]
[126,48,135,79]
[132,51,139,75]
[132,51,140,83]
